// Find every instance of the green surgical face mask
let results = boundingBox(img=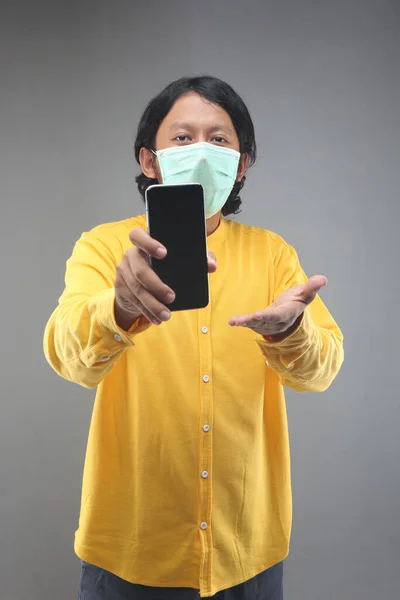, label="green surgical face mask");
[153,142,241,219]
